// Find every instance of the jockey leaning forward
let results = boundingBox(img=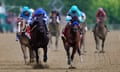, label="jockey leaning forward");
[16,6,32,41]
[31,8,49,34]
[61,5,85,39]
